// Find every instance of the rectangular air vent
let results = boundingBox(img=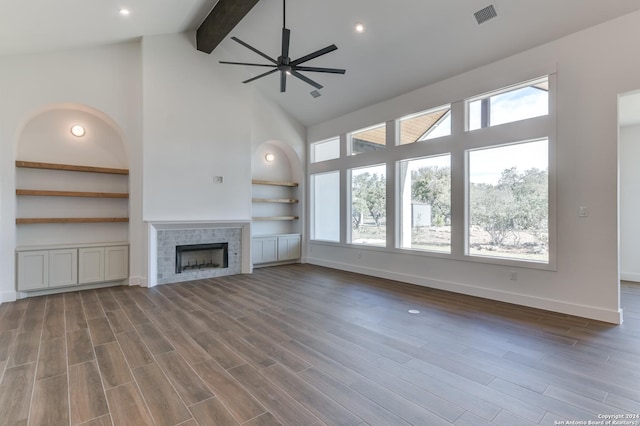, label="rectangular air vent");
[310,90,321,98]
[474,5,497,25]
